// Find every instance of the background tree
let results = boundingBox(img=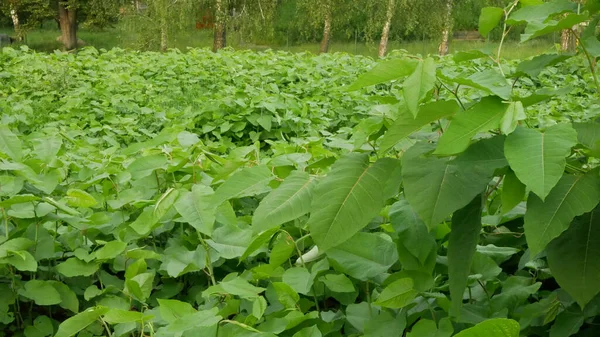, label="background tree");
[378,0,396,57]
[438,0,454,55]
